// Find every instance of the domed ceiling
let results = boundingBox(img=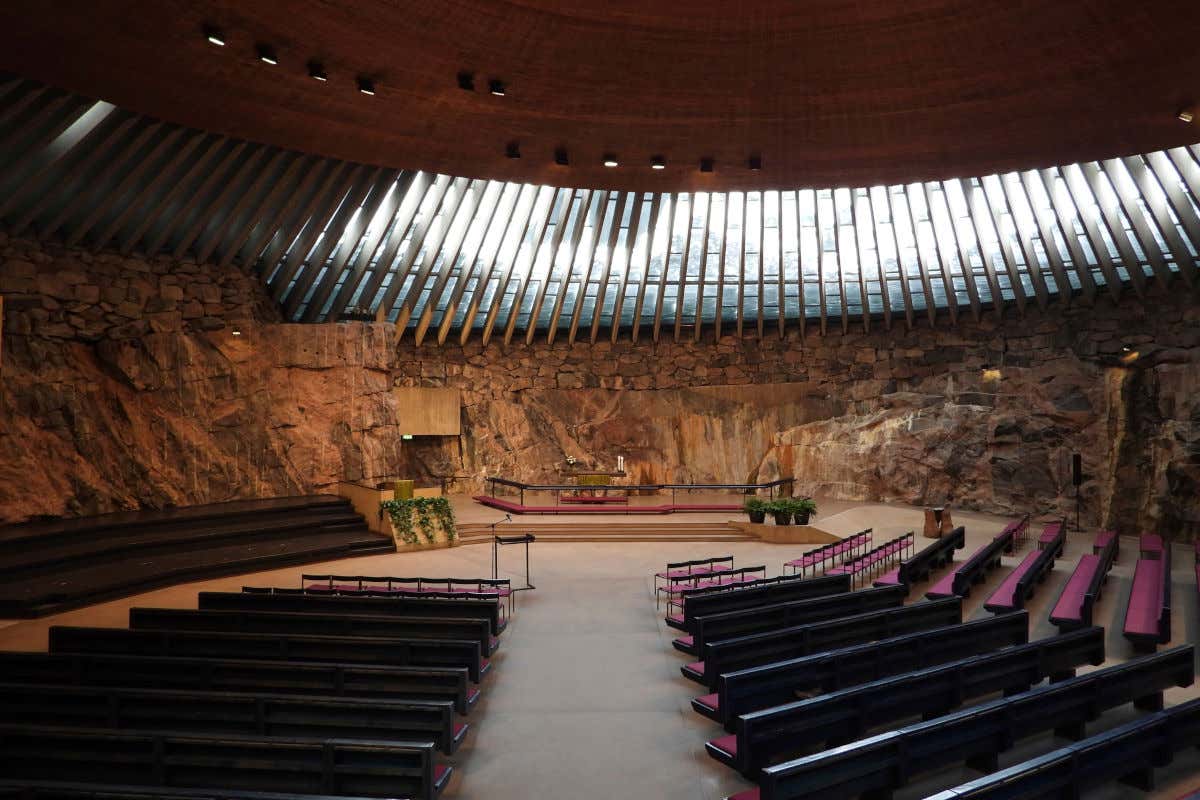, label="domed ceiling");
[2,0,1199,191]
